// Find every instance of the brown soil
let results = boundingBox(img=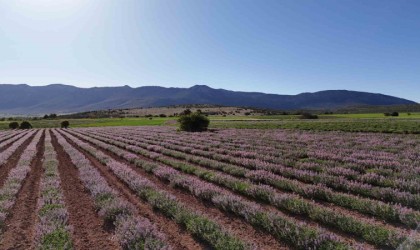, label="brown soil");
[61,129,288,250]
[58,130,205,250]
[104,131,413,233]
[0,131,44,250]
[85,131,382,247]
[51,132,120,250]
[0,133,35,188]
